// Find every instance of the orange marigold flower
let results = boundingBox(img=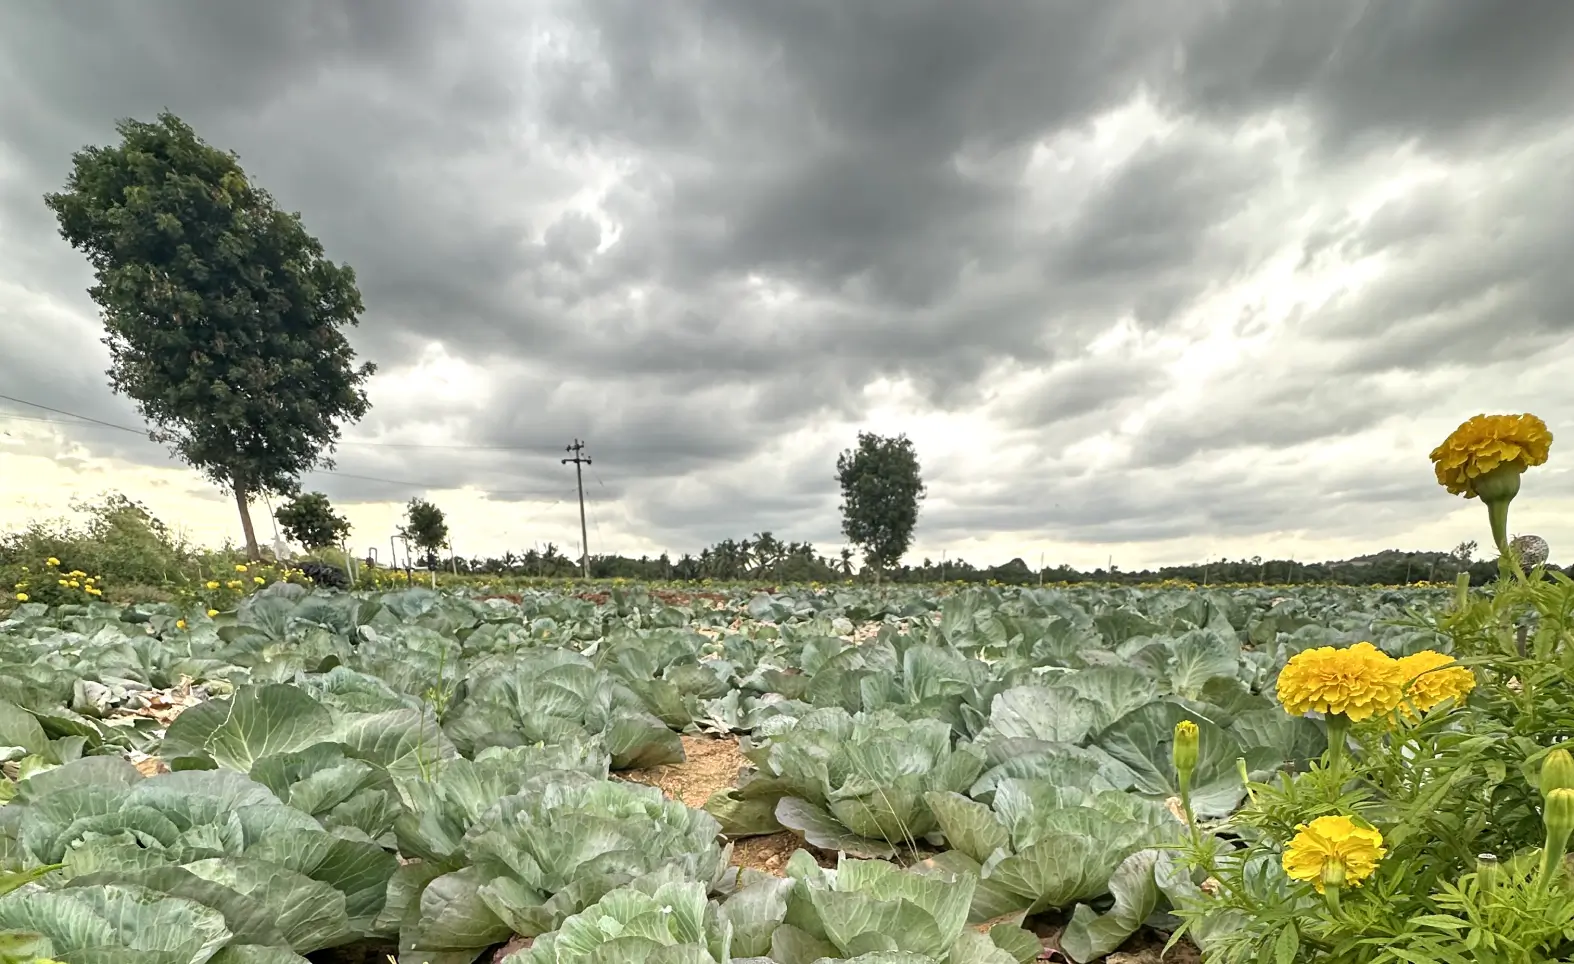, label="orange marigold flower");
[1283,815,1386,892]
[1430,413,1553,499]
[1277,642,1405,722]
[1396,650,1475,715]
